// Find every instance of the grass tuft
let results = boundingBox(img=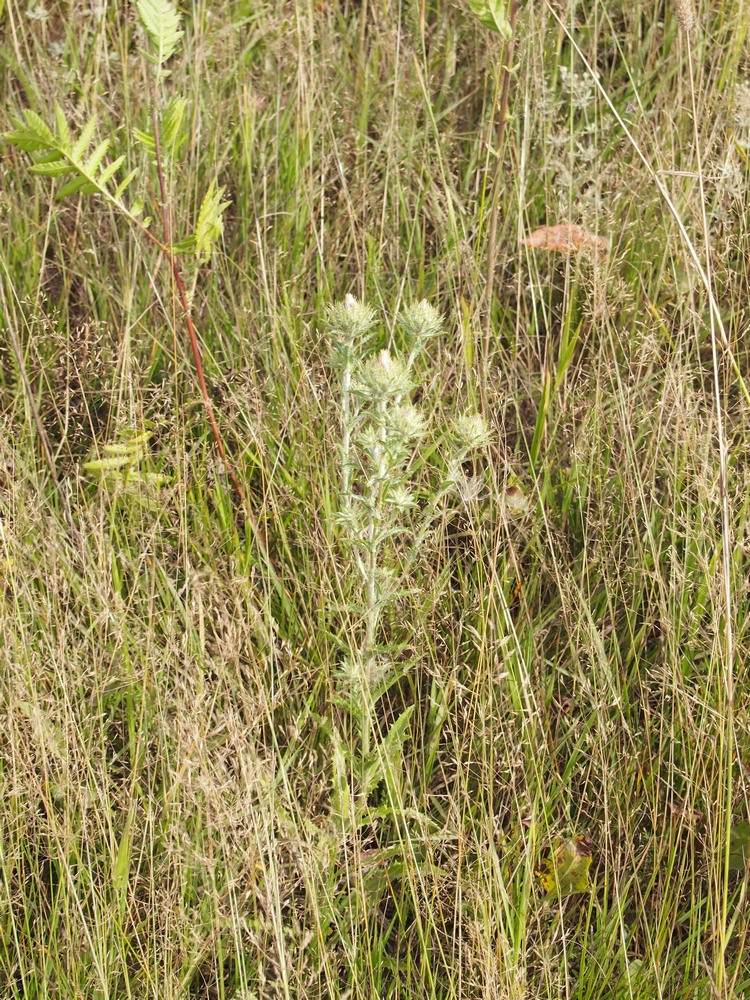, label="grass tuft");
[1,1,750,997]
